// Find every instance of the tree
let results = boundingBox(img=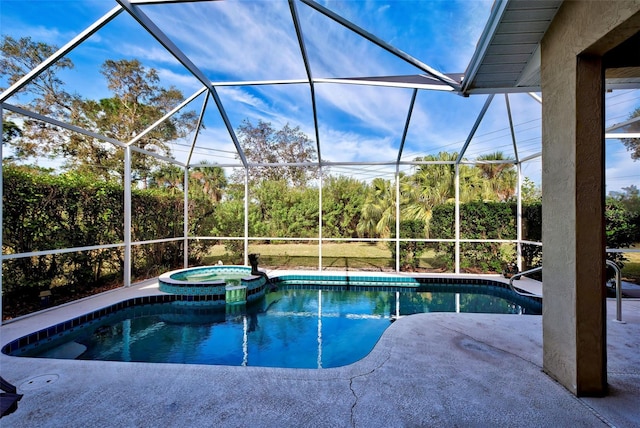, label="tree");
[322,175,367,238]
[189,162,227,203]
[605,197,639,270]
[1,38,197,183]
[149,164,184,194]
[78,59,198,186]
[609,185,640,214]
[400,152,488,236]
[607,185,640,249]
[2,120,22,147]
[249,179,319,238]
[401,153,456,236]
[357,178,395,238]
[149,161,228,204]
[232,119,319,187]
[475,151,517,201]
[0,36,81,159]
[621,106,640,160]
[521,177,542,203]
